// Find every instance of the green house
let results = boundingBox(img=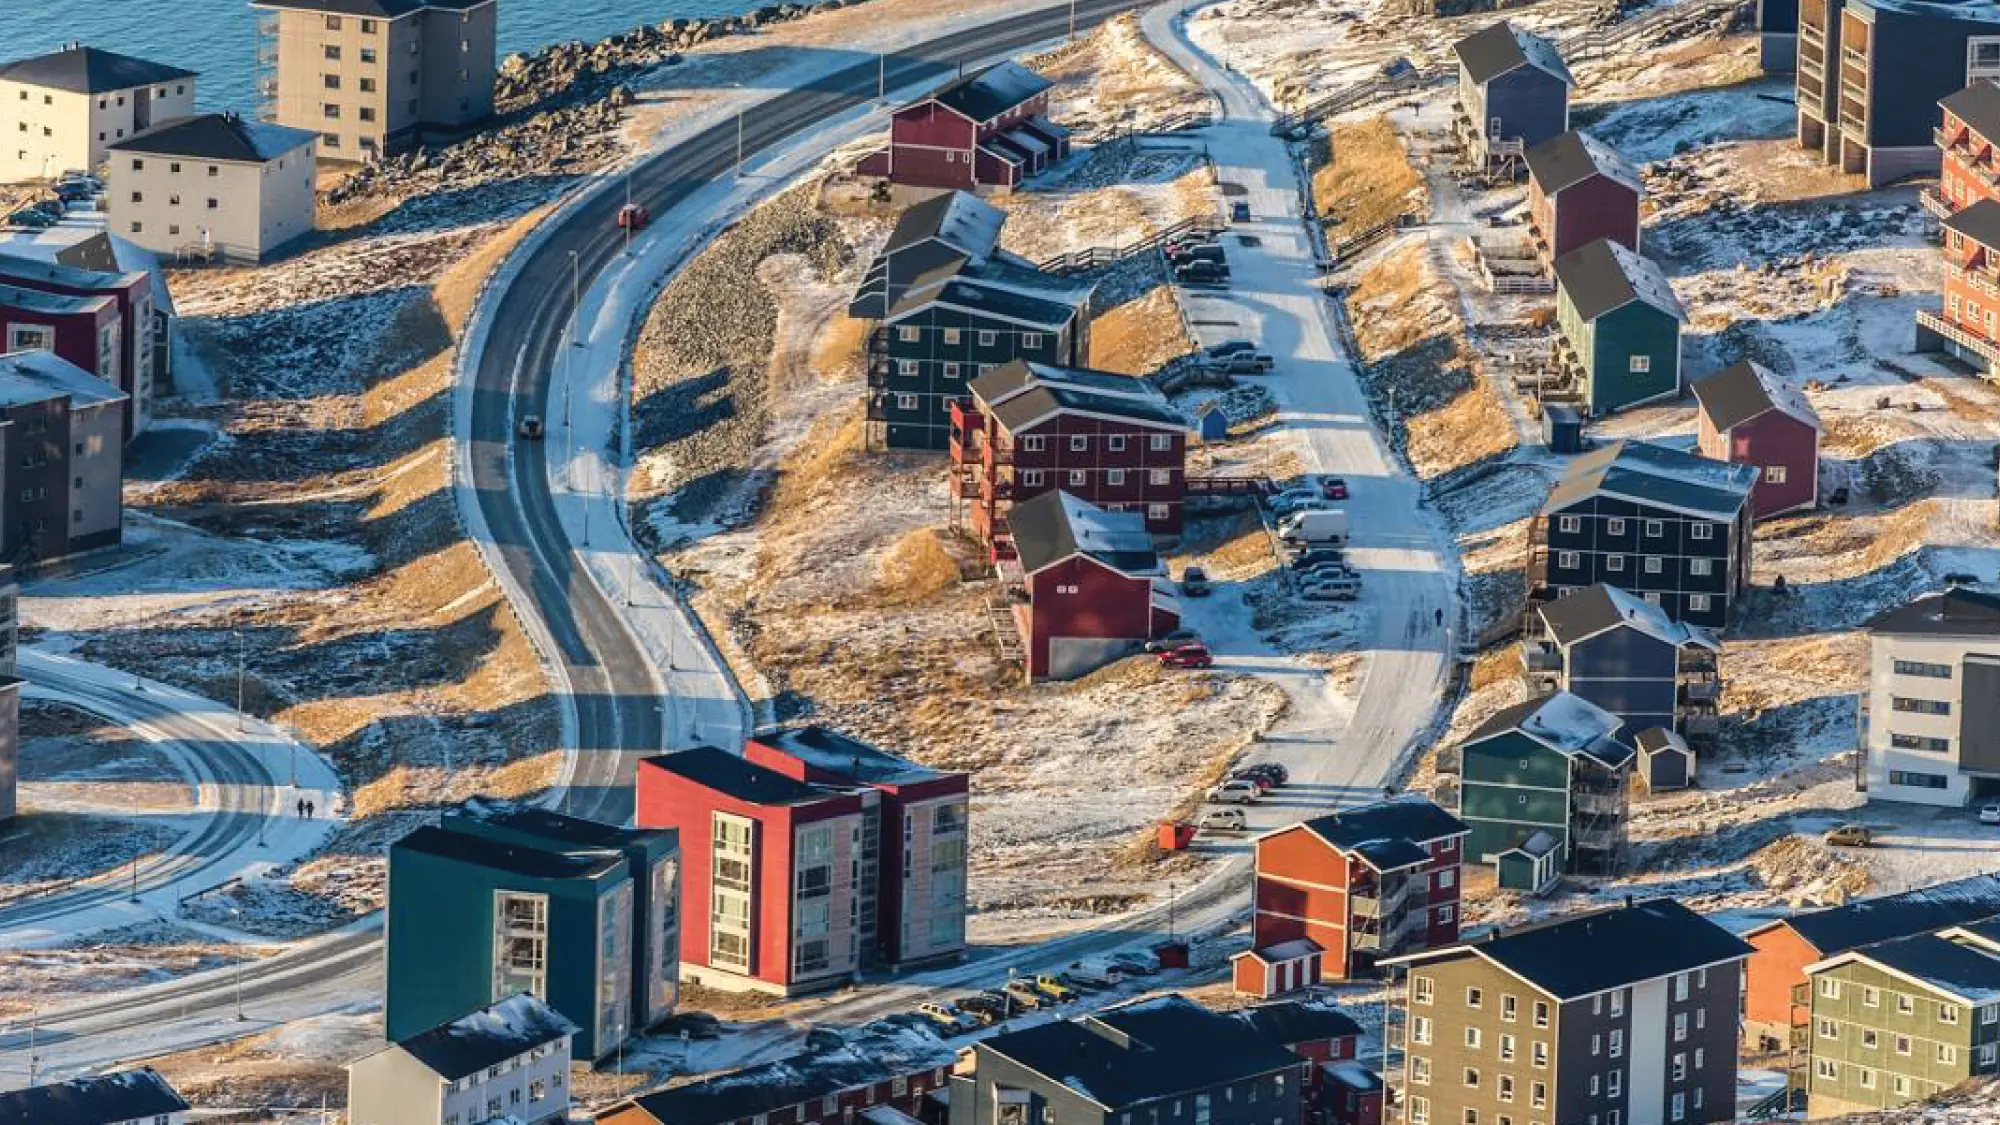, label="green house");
[1803,918,2000,1118]
[1553,237,1686,417]
[385,808,679,1063]
[1449,690,1634,880]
